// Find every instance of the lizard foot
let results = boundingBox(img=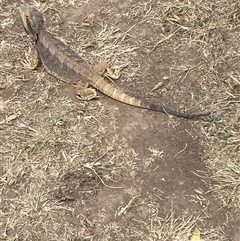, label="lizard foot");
[22,47,42,70]
[105,66,121,79]
[76,87,97,100]
[30,47,42,69]
[94,62,121,79]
